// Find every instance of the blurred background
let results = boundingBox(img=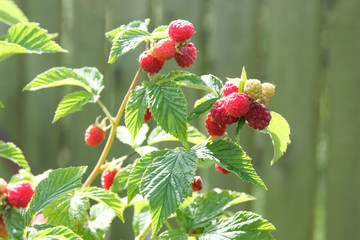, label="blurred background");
[0,0,359,239]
